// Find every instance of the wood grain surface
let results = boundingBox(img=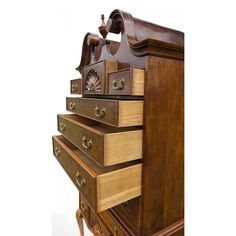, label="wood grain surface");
[53,135,142,212]
[140,56,184,235]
